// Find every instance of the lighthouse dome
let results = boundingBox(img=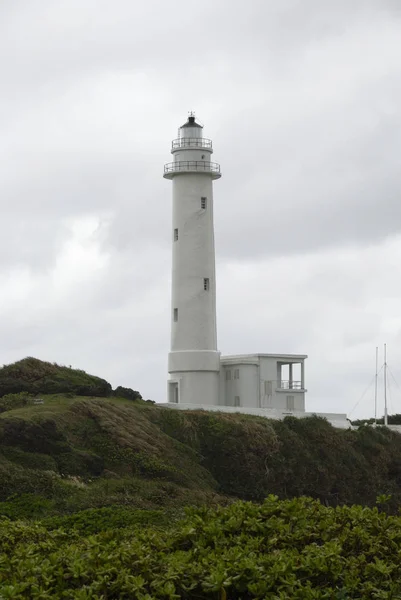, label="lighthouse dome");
[178,114,203,139]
